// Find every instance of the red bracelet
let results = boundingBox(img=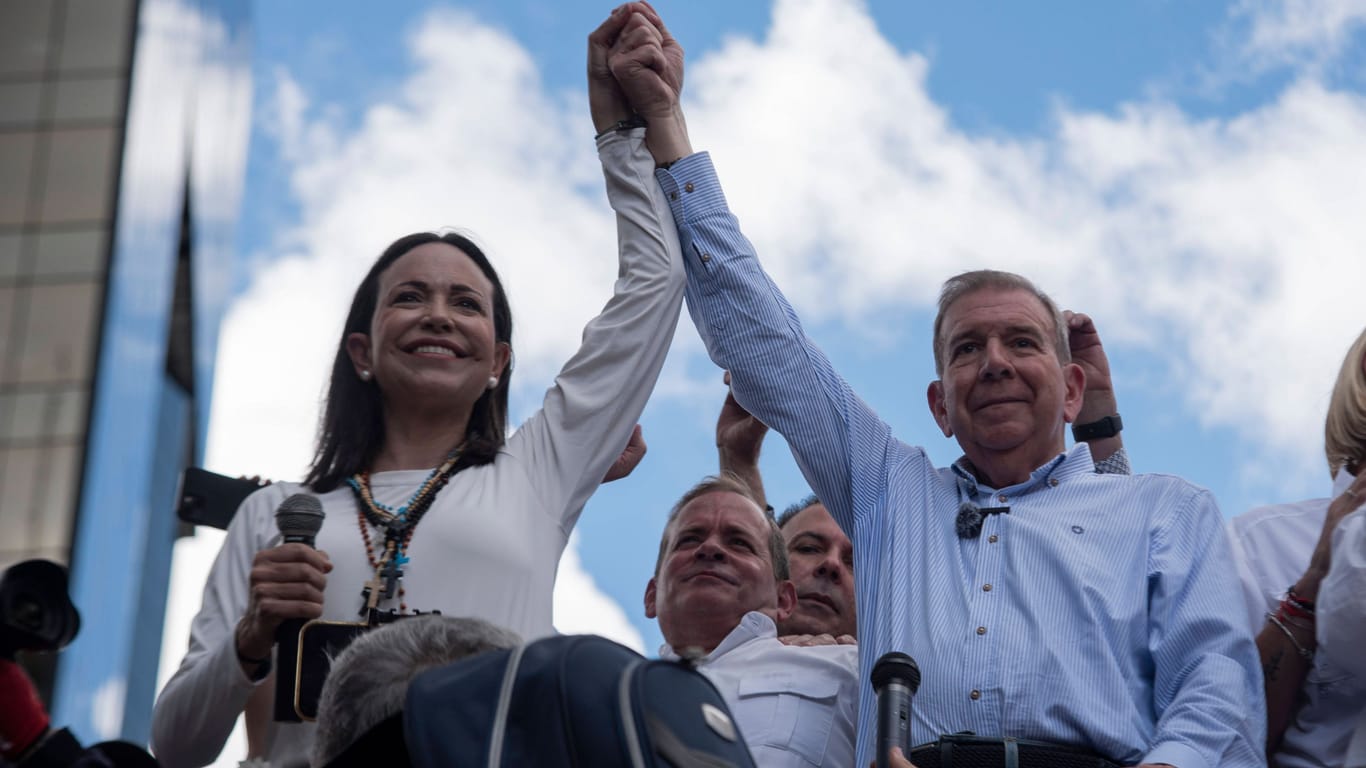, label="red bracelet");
[1280,597,1316,623]
[1277,606,1315,634]
[1286,585,1317,612]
